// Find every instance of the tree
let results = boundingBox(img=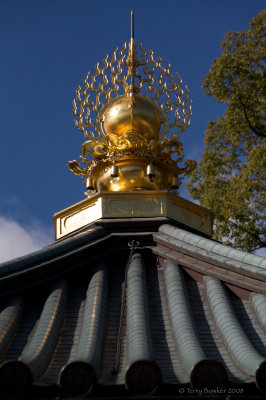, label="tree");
[187,11,266,252]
